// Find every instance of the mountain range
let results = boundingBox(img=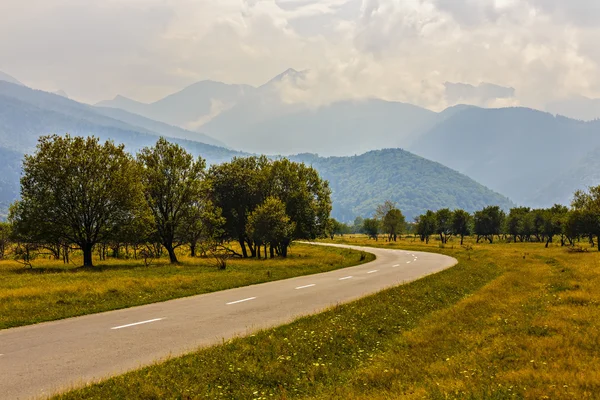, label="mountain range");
[409,107,600,207]
[0,76,512,221]
[3,68,600,221]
